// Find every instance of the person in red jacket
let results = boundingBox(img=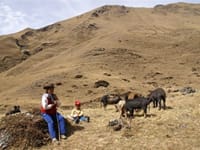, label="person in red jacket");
[41,83,66,142]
